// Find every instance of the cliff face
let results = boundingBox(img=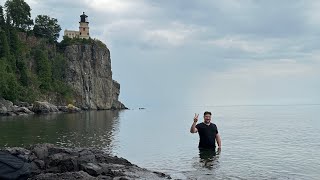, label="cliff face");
[64,42,126,110]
